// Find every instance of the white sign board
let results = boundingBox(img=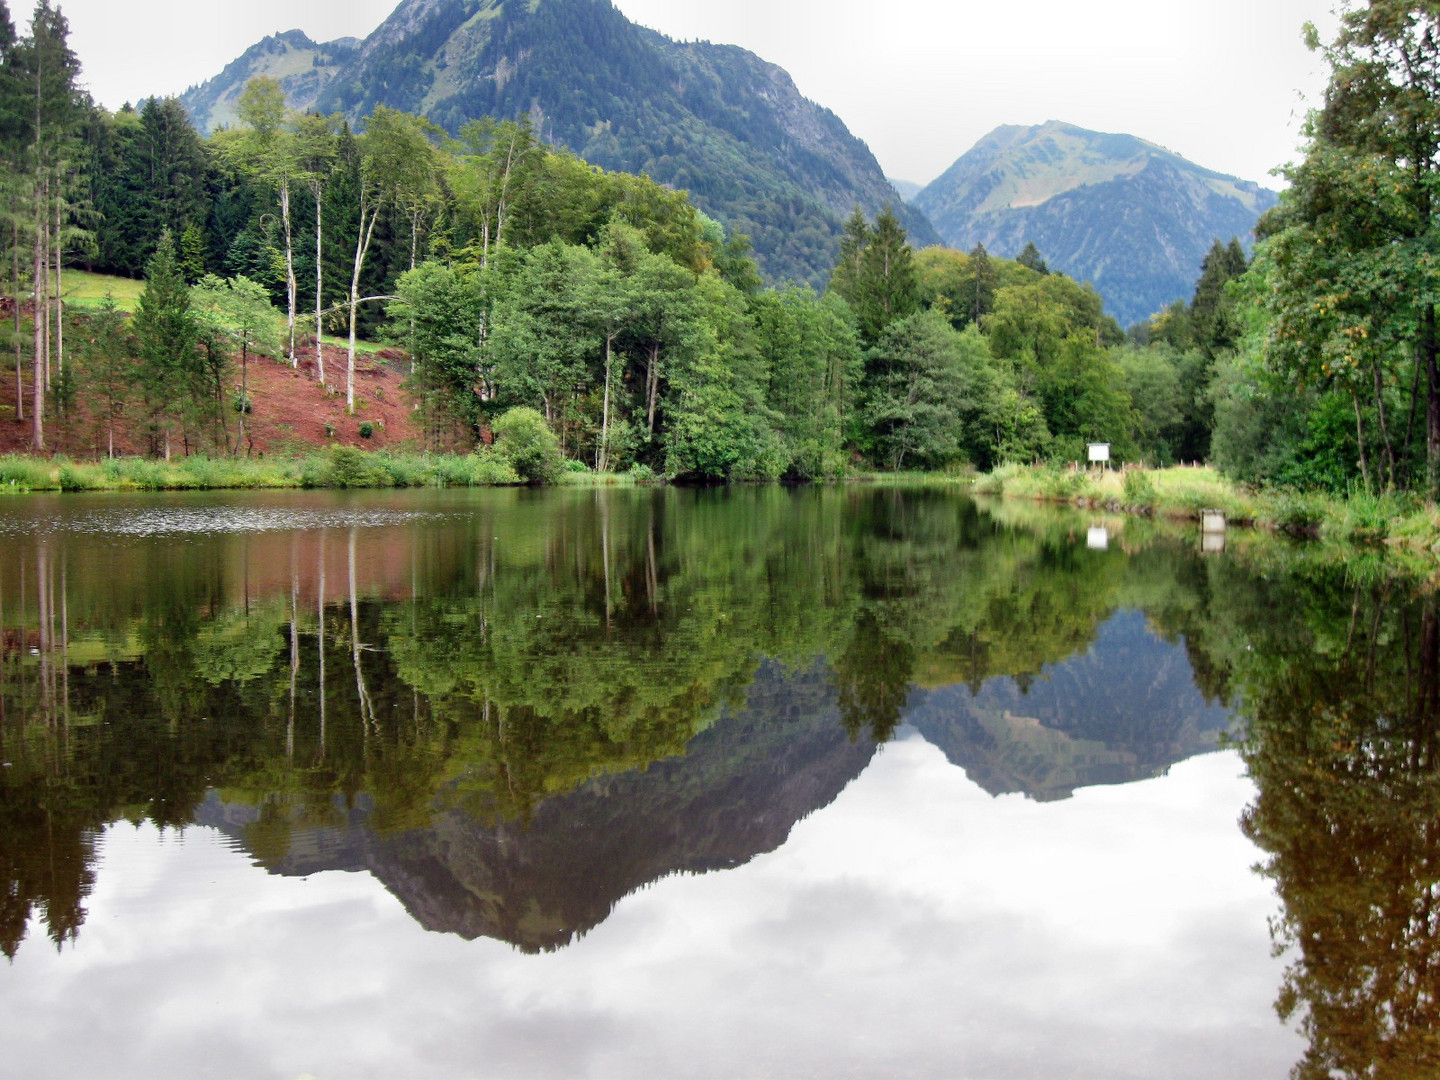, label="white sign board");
[1087,443,1111,464]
